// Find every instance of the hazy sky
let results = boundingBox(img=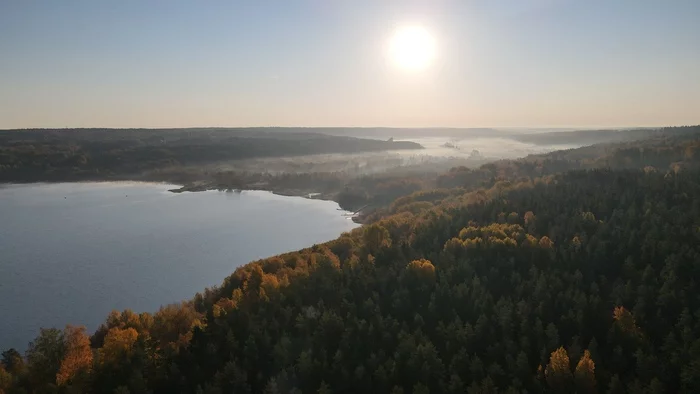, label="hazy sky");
[1,0,699,129]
